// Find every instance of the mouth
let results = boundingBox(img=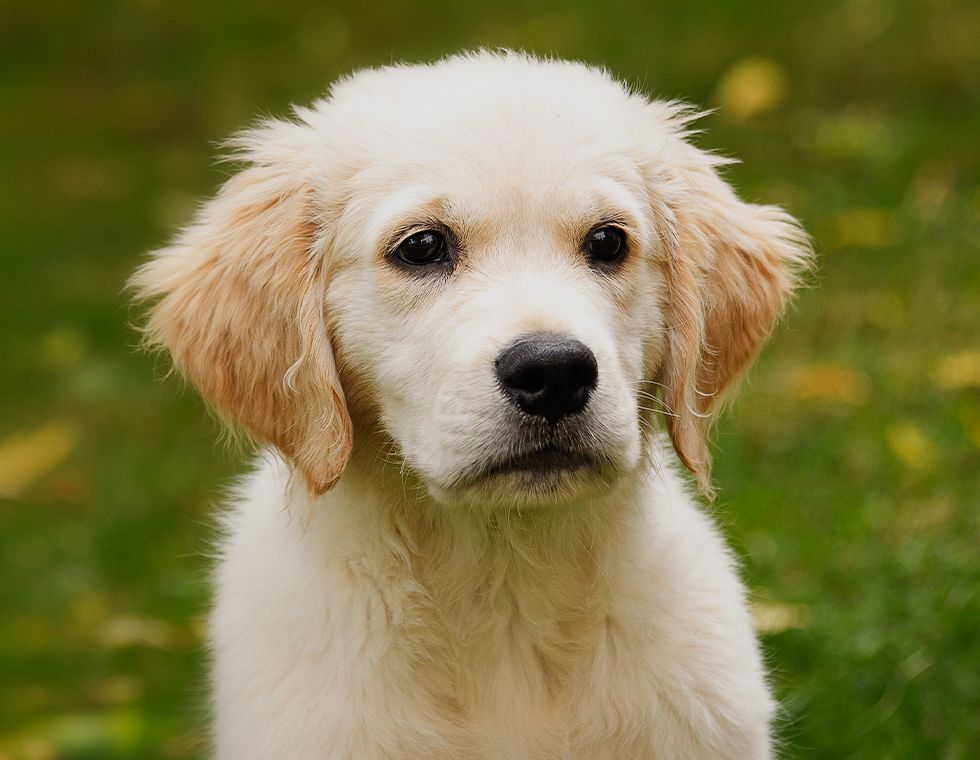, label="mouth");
[481,444,594,478]
[444,442,604,496]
